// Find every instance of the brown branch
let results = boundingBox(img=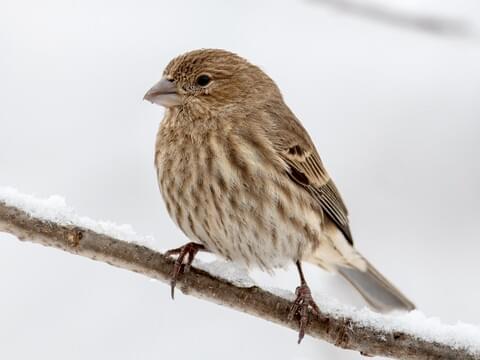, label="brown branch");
[311,0,472,37]
[0,200,478,360]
